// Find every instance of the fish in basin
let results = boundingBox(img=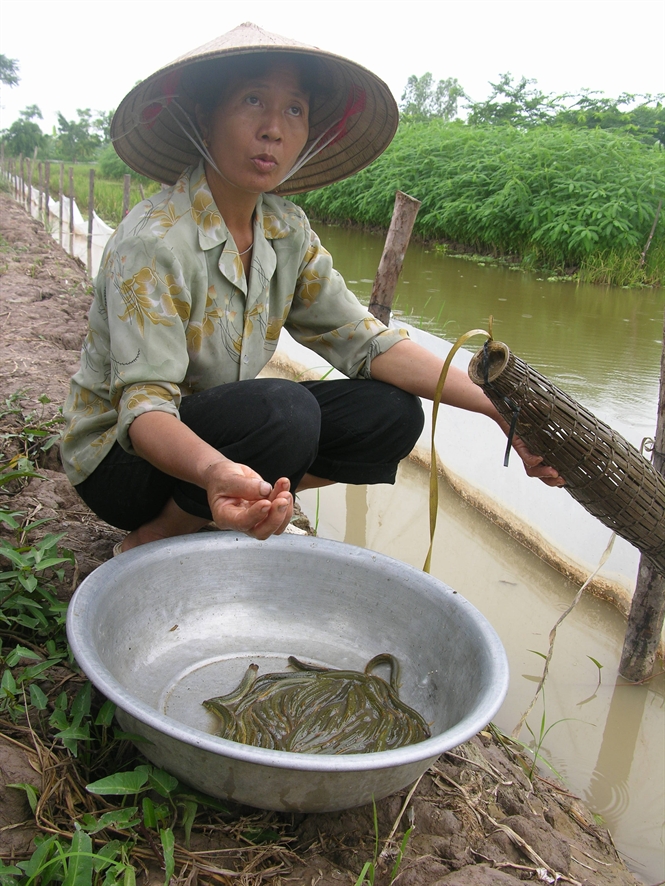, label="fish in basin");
[203,654,431,754]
